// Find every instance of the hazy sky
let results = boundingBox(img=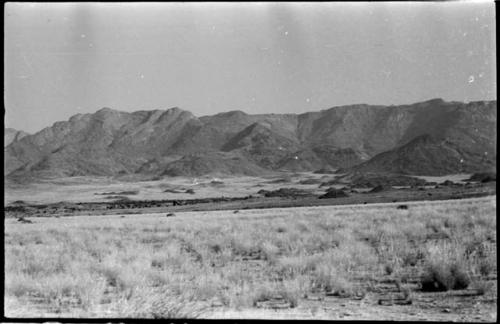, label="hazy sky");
[4,2,496,133]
